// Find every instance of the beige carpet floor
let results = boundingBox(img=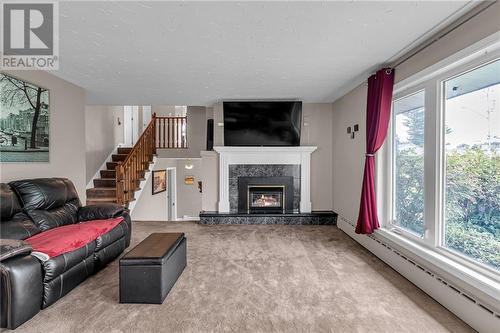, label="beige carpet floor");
[13,221,473,333]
